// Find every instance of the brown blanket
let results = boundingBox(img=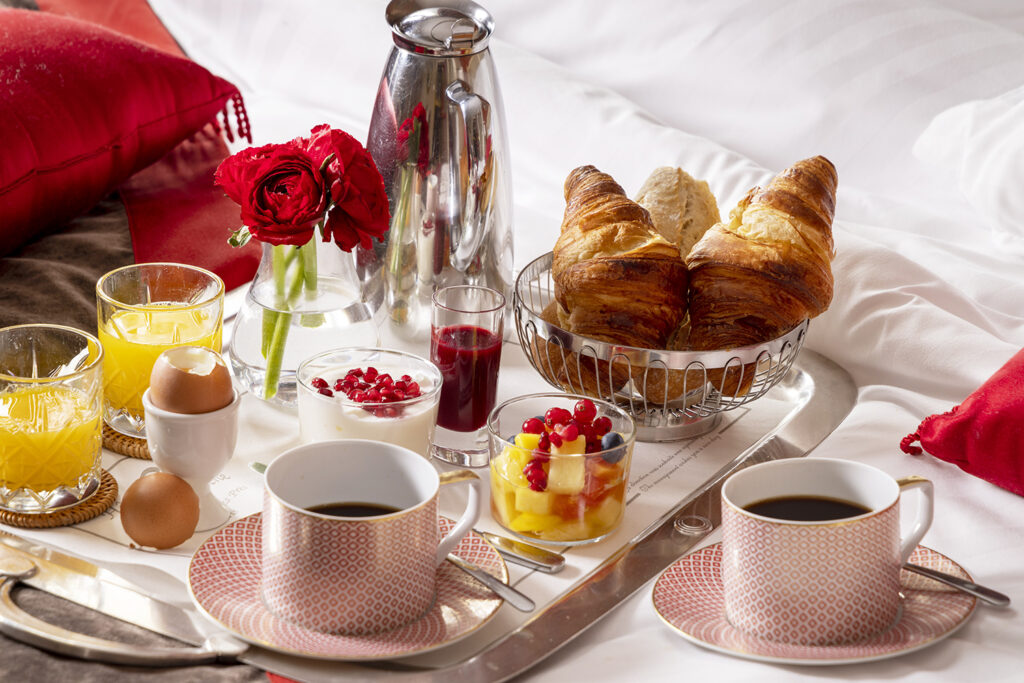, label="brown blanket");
[0,196,133,333]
